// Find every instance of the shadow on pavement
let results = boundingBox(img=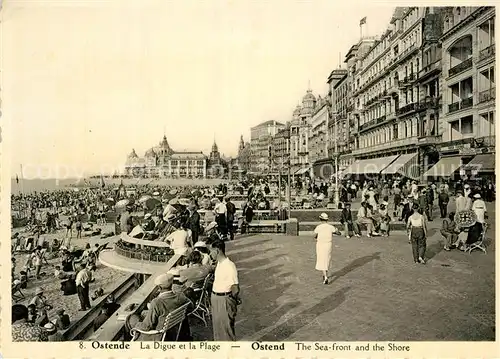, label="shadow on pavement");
[328,252,381,282]
[257,286,351,341]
